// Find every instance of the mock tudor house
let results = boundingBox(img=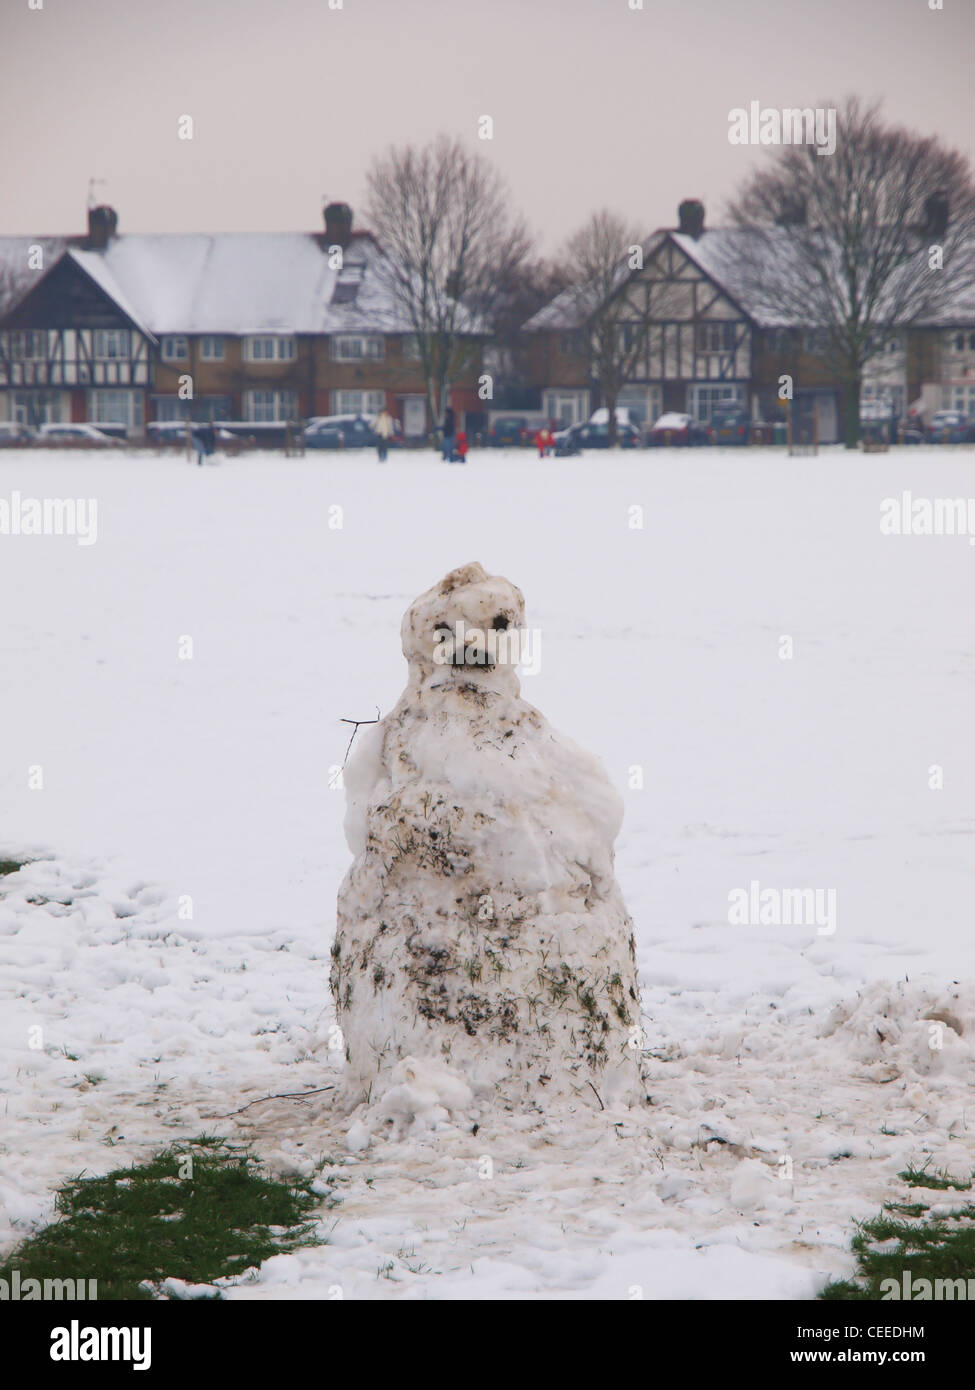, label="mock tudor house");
[0,204,486,438]
[522,201,975,444]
